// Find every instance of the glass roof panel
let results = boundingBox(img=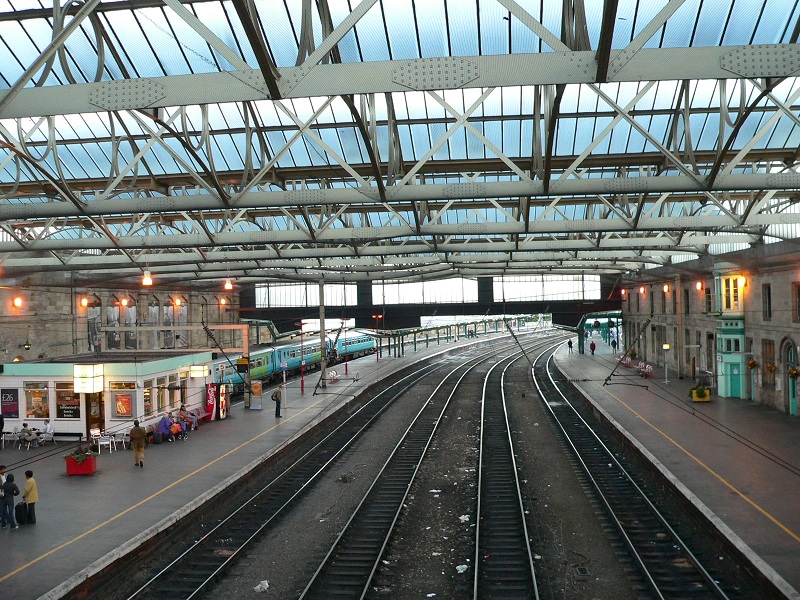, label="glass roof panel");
[385,0,420,60]
[448,0,478,57]
[352,1,390,62]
